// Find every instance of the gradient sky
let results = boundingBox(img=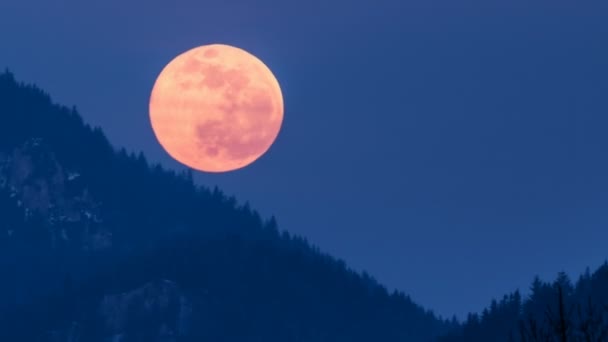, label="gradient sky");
[1,0,607,318]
